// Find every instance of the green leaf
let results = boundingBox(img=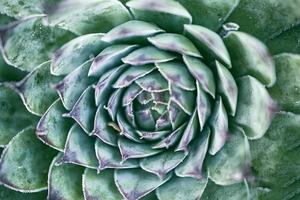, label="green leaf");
[101,20,164,44]
[95,139,139,171]
[135,71,169,92]
[0,85,38,146]
[48,153,84,200]
[201,180,251,200]
[266,24,300,54]
[0,127,56,192]
[156,176,208,200]
[55,60,96,111]
[227,0,300,42]
[51,33,107,76]
[45,0,132,35]
[0,185,47,200]
[83,169,123,200]
[2,17,75,71]
[268,53,300,114]
[115,168,171,200]
[224,31,276,87]
[177,0,239,31]
[251,112,300,199]
[184,24,231,67]
[234,76,276,139]
[36,99,73,151]
[148,33,202,58]
[196,82,211,131]
[127,0,192,33]
[62,124,98,169]
[13,61,61,116]
[170,84,195,115]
